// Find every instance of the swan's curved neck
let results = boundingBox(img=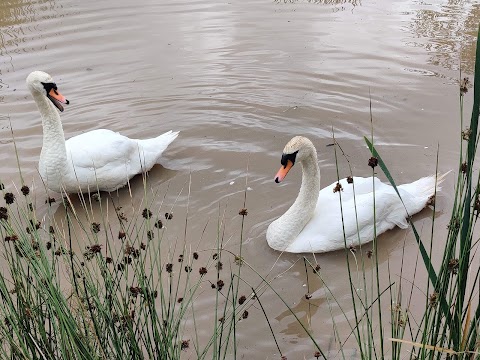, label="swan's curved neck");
[267,147,320,250]
[34,92,68,187]
[295,154,320,217]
